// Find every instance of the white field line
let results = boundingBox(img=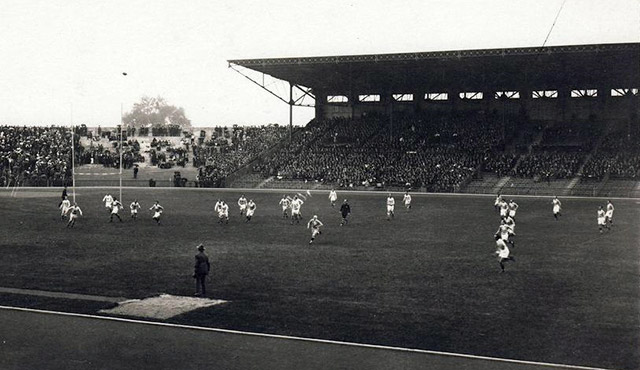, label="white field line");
[2,186,640,201]
[0,305,613,370]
